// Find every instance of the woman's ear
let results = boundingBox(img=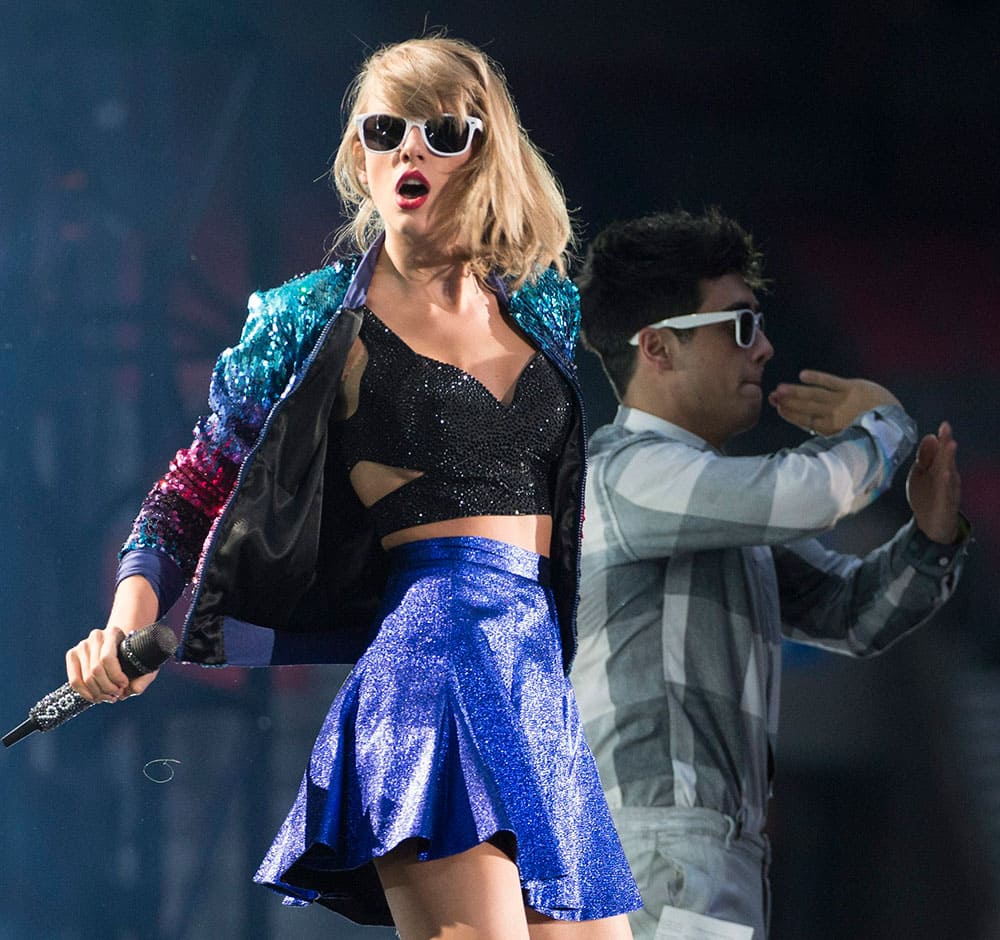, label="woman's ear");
[354,142,368,190]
